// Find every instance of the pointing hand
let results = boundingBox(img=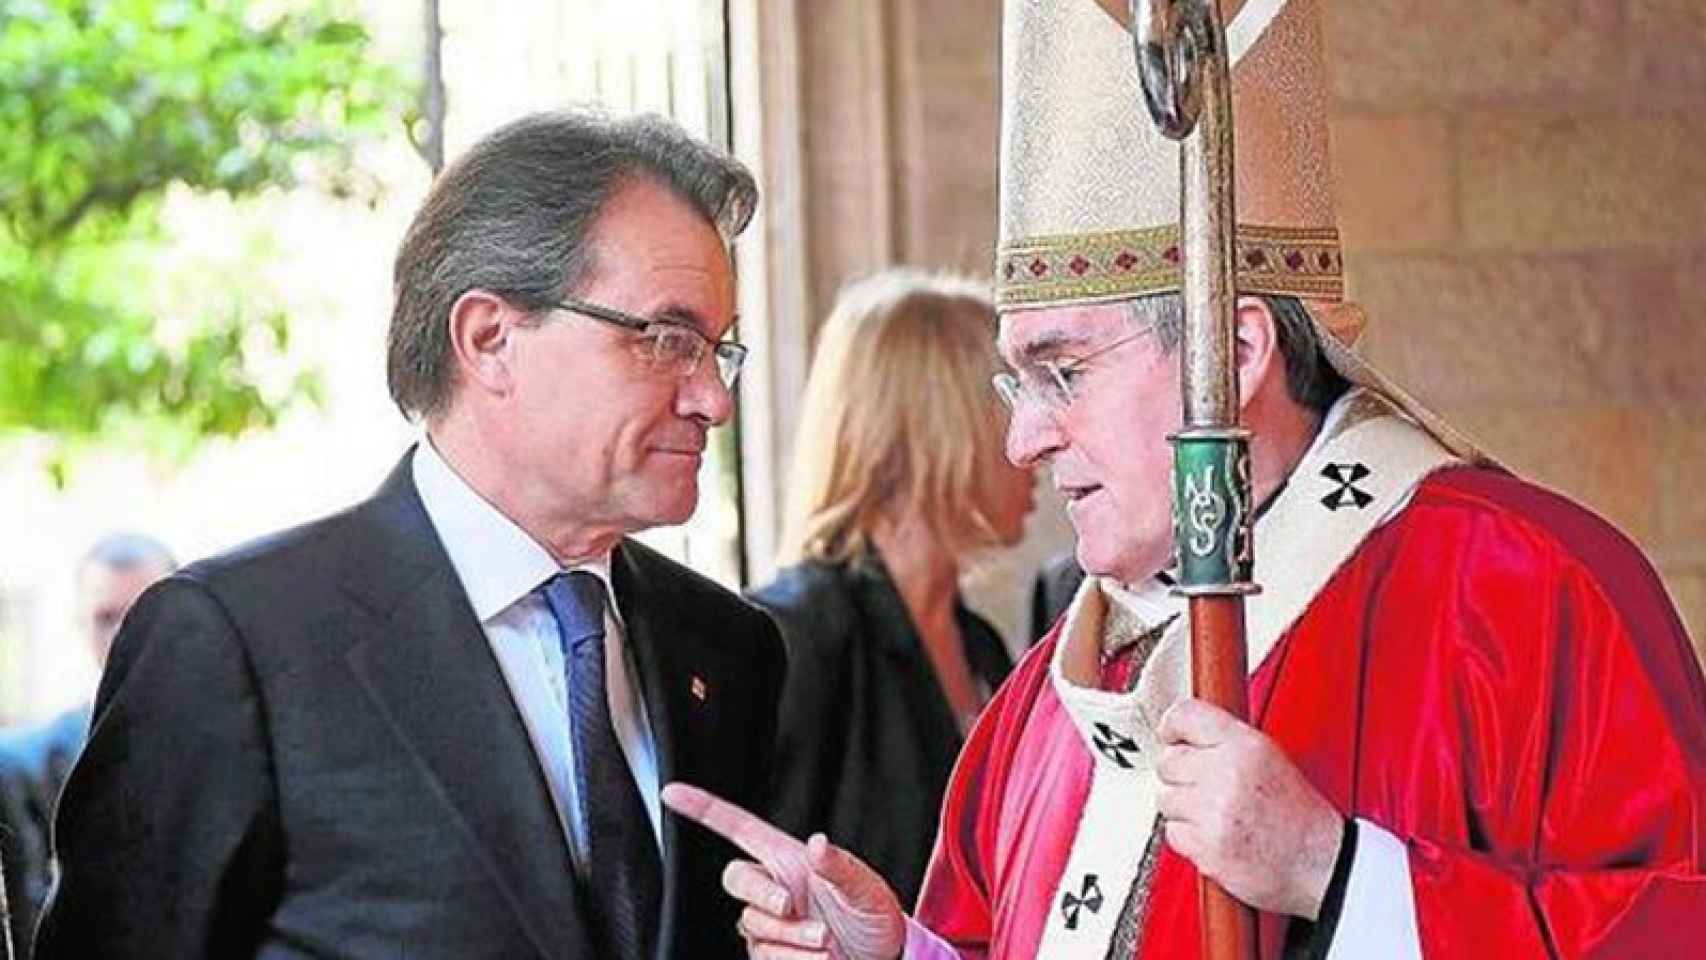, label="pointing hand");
[662,782,906,960]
